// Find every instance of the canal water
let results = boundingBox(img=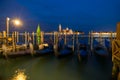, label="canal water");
[0,34,112,80]
[0,54,112,80]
